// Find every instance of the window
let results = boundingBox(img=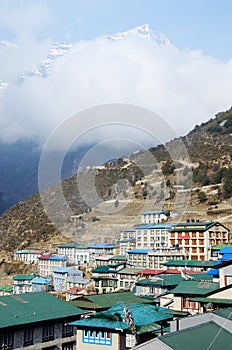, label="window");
[42,324,54,342]
[82,330,112,345]
[0,333,13,350]
[62,342,74,350]
[24,329,33,346]
[63,324,73,338]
